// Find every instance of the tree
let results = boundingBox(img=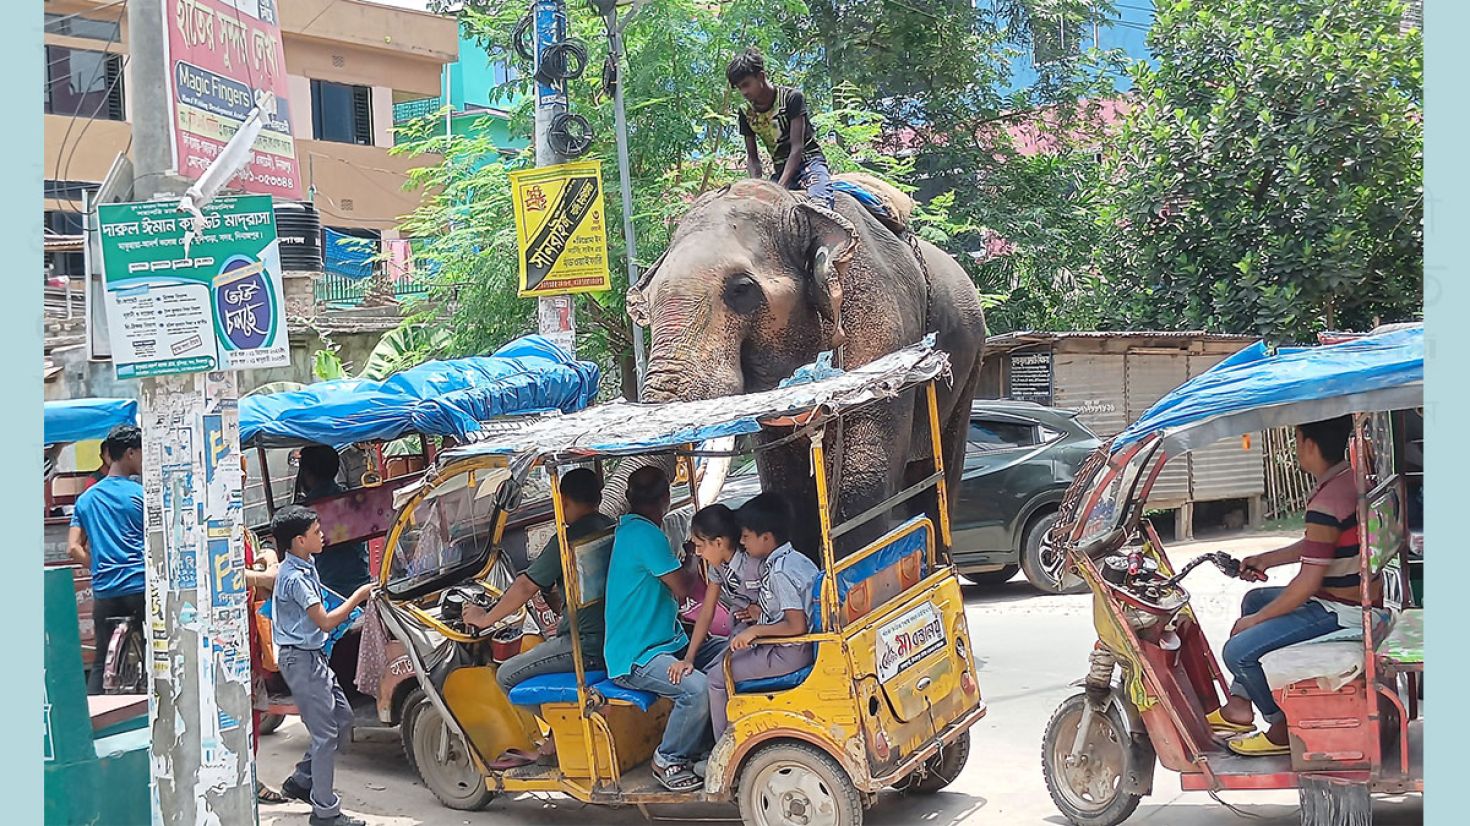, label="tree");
[1086,0,1423,340]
